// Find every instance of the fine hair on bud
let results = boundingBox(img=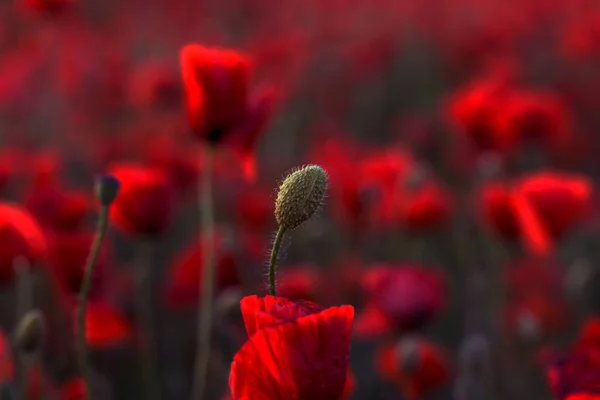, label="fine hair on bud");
[275,165,327,230]
[95,174,121,206]
[14,309,45,354]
